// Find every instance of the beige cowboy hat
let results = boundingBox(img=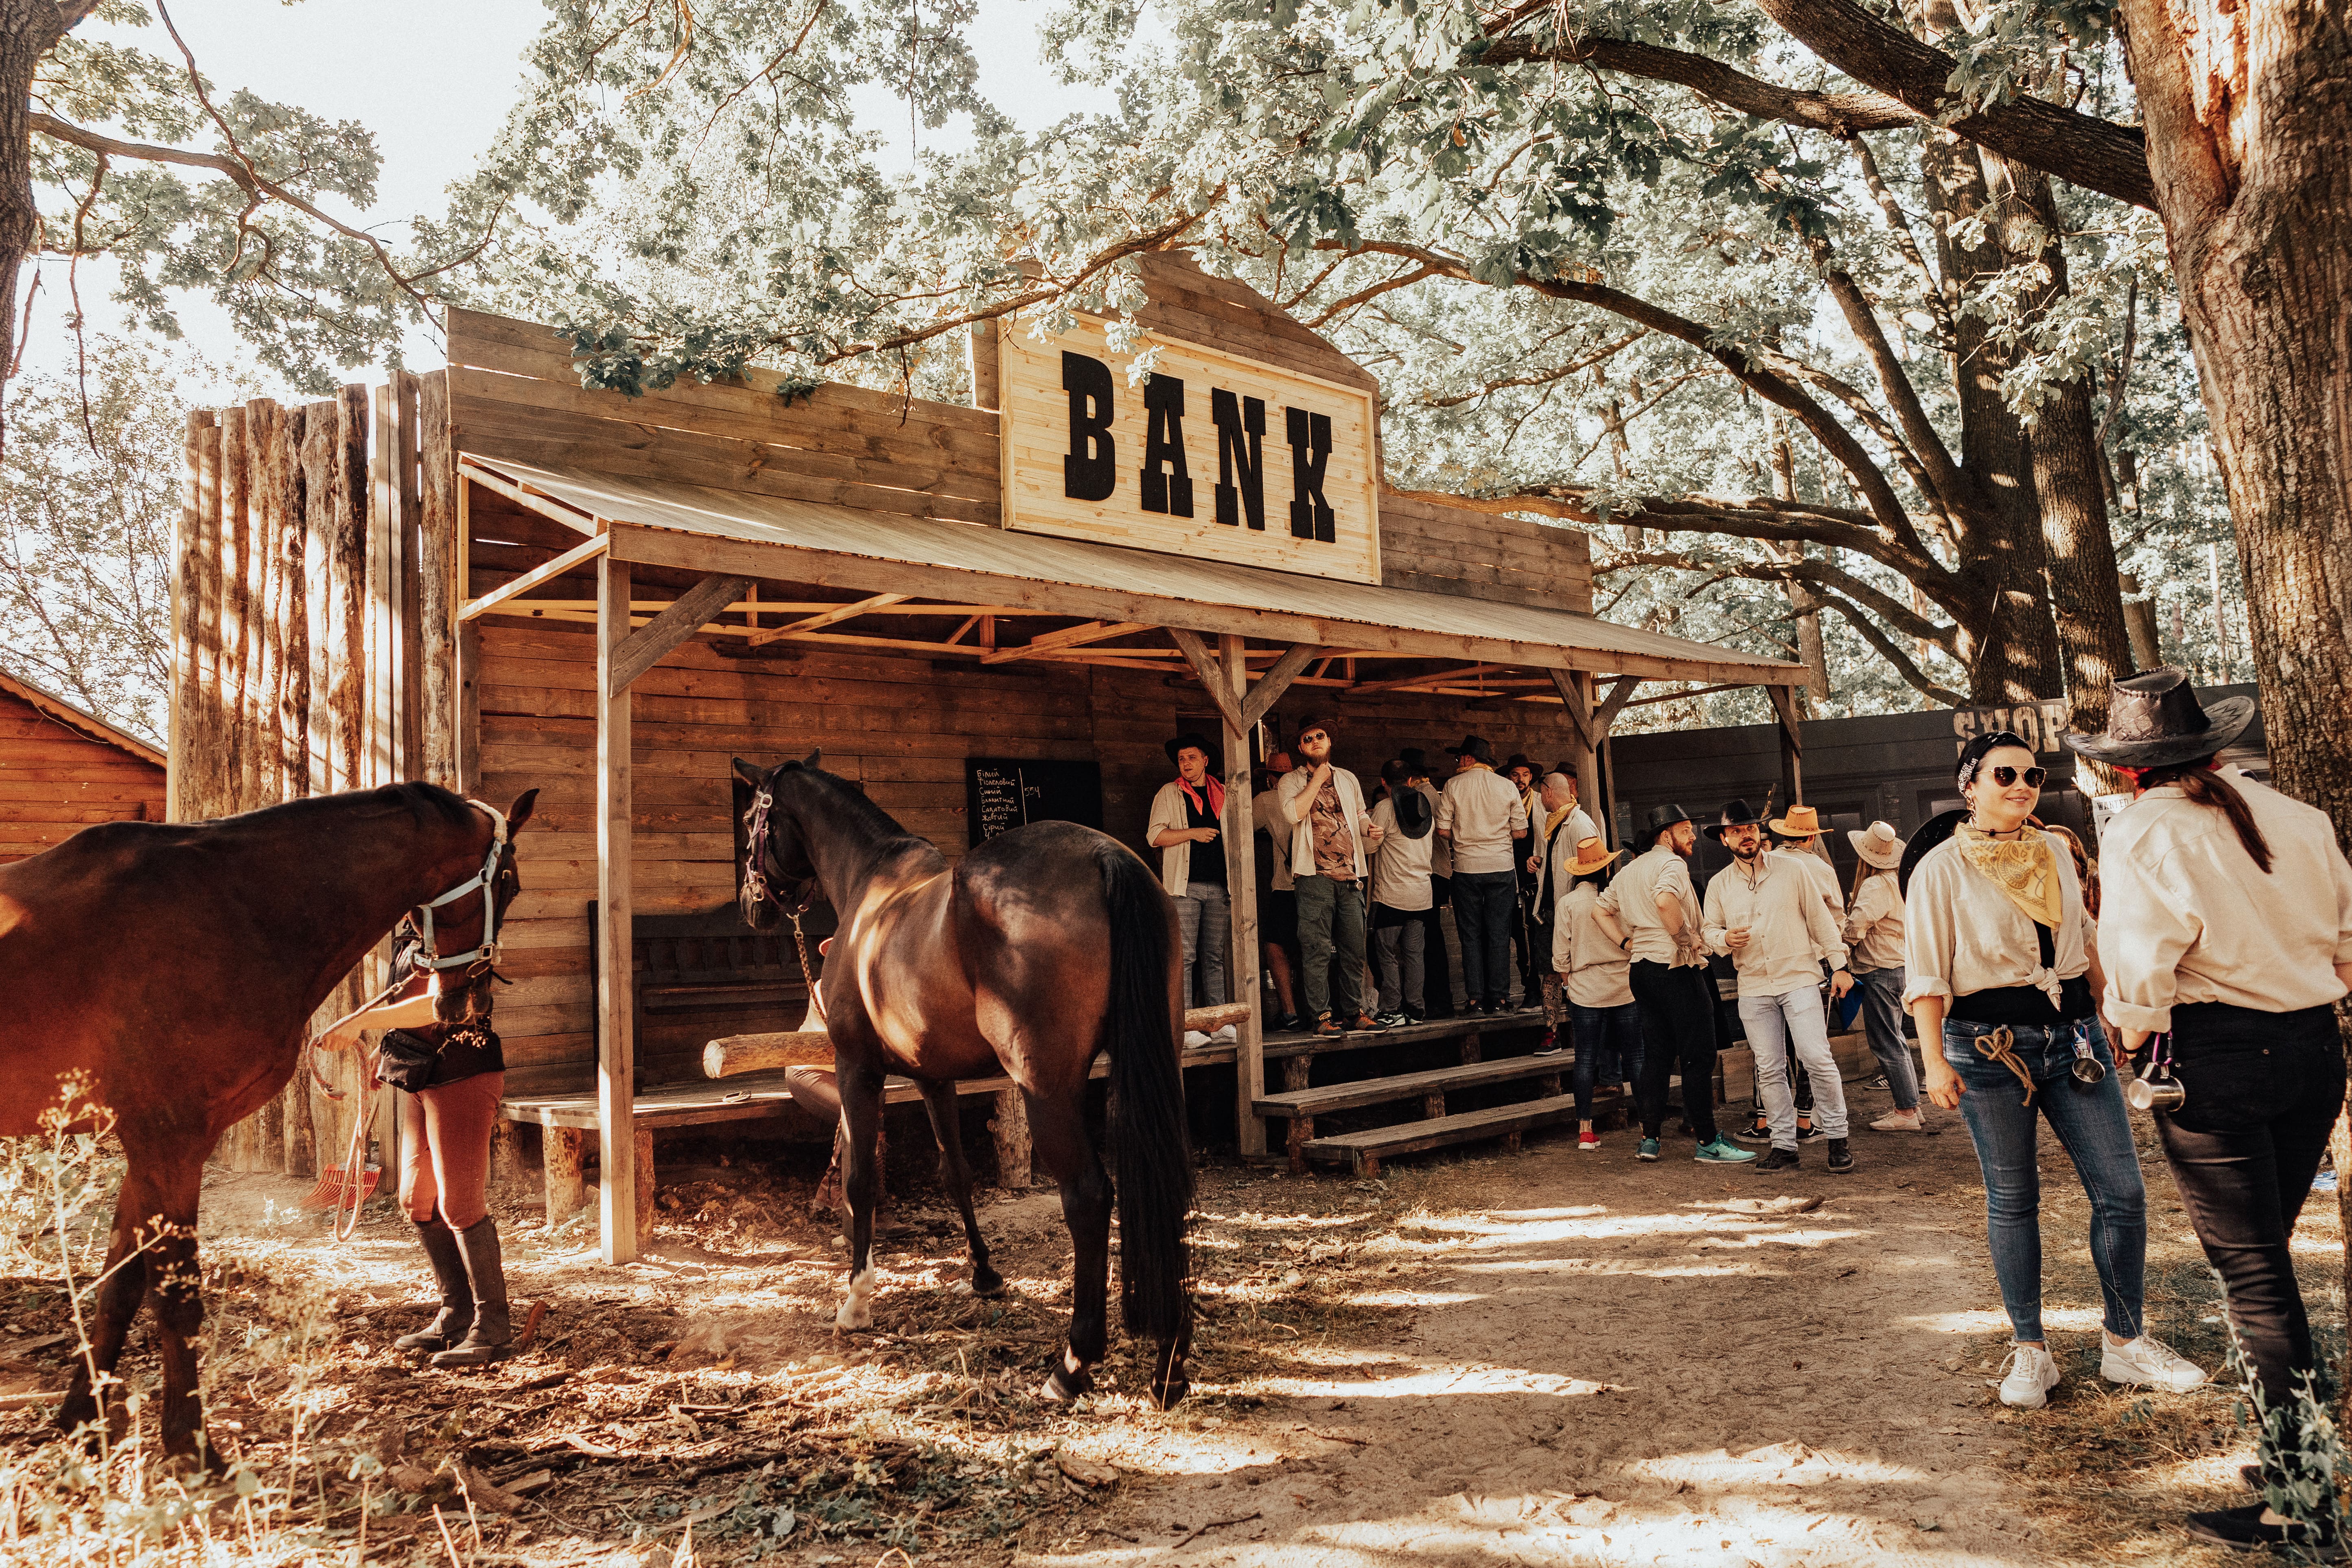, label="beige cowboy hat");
[1768,803,1824,838]
[1848,820,1906,869]
[1565,836,1619,877]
